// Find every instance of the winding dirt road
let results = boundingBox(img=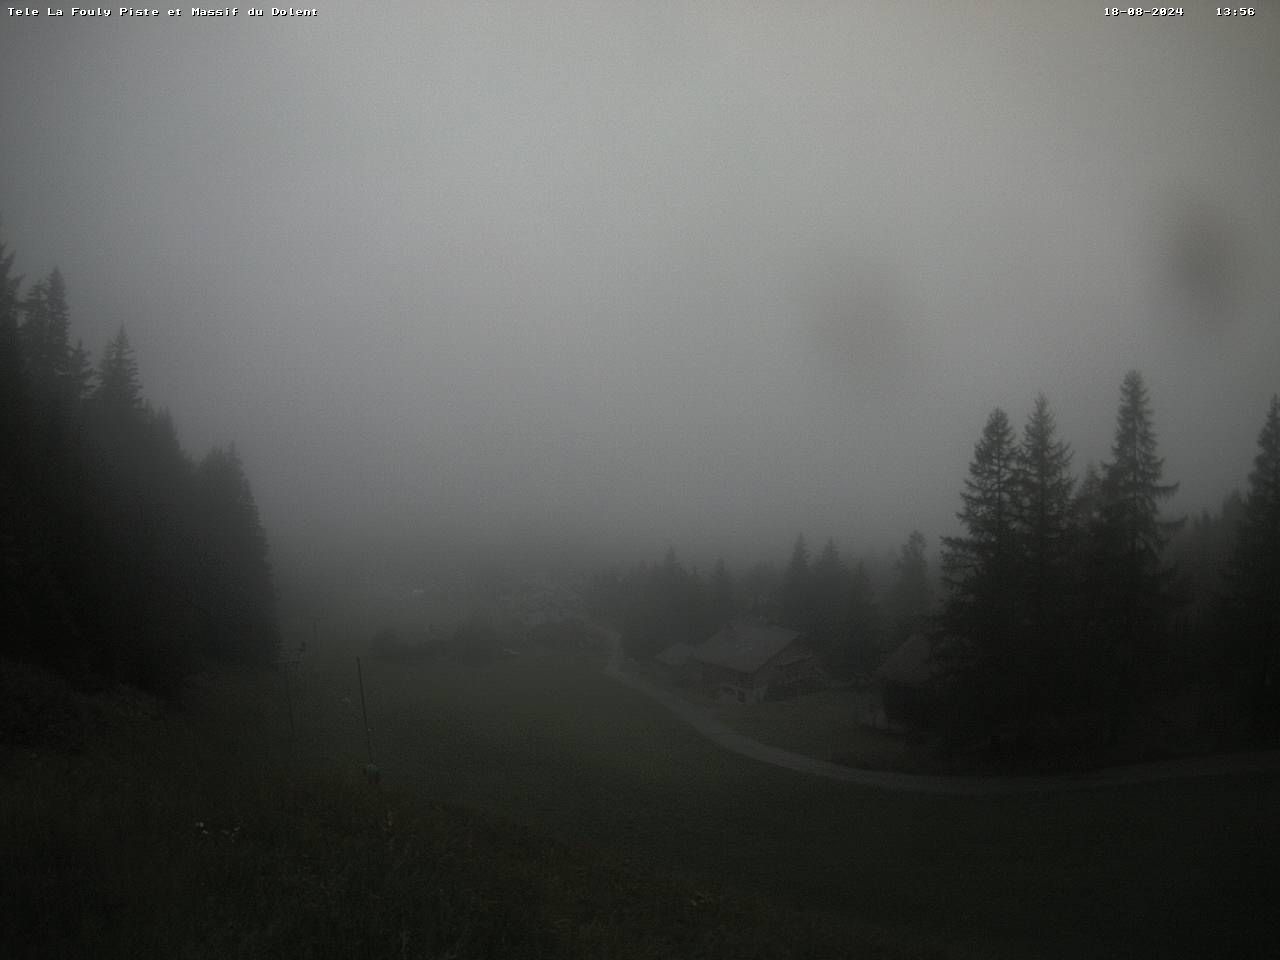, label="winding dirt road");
[601,636,1280,796]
